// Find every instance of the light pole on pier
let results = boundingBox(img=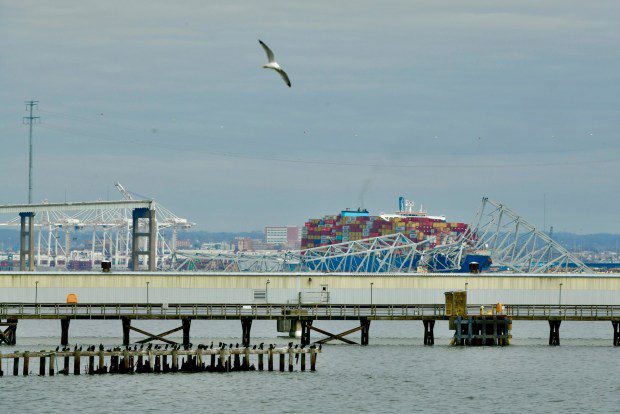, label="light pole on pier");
[370,282,374,305]
[35,280,39,304]
[265,279,270,304]
[146,281,150,304]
